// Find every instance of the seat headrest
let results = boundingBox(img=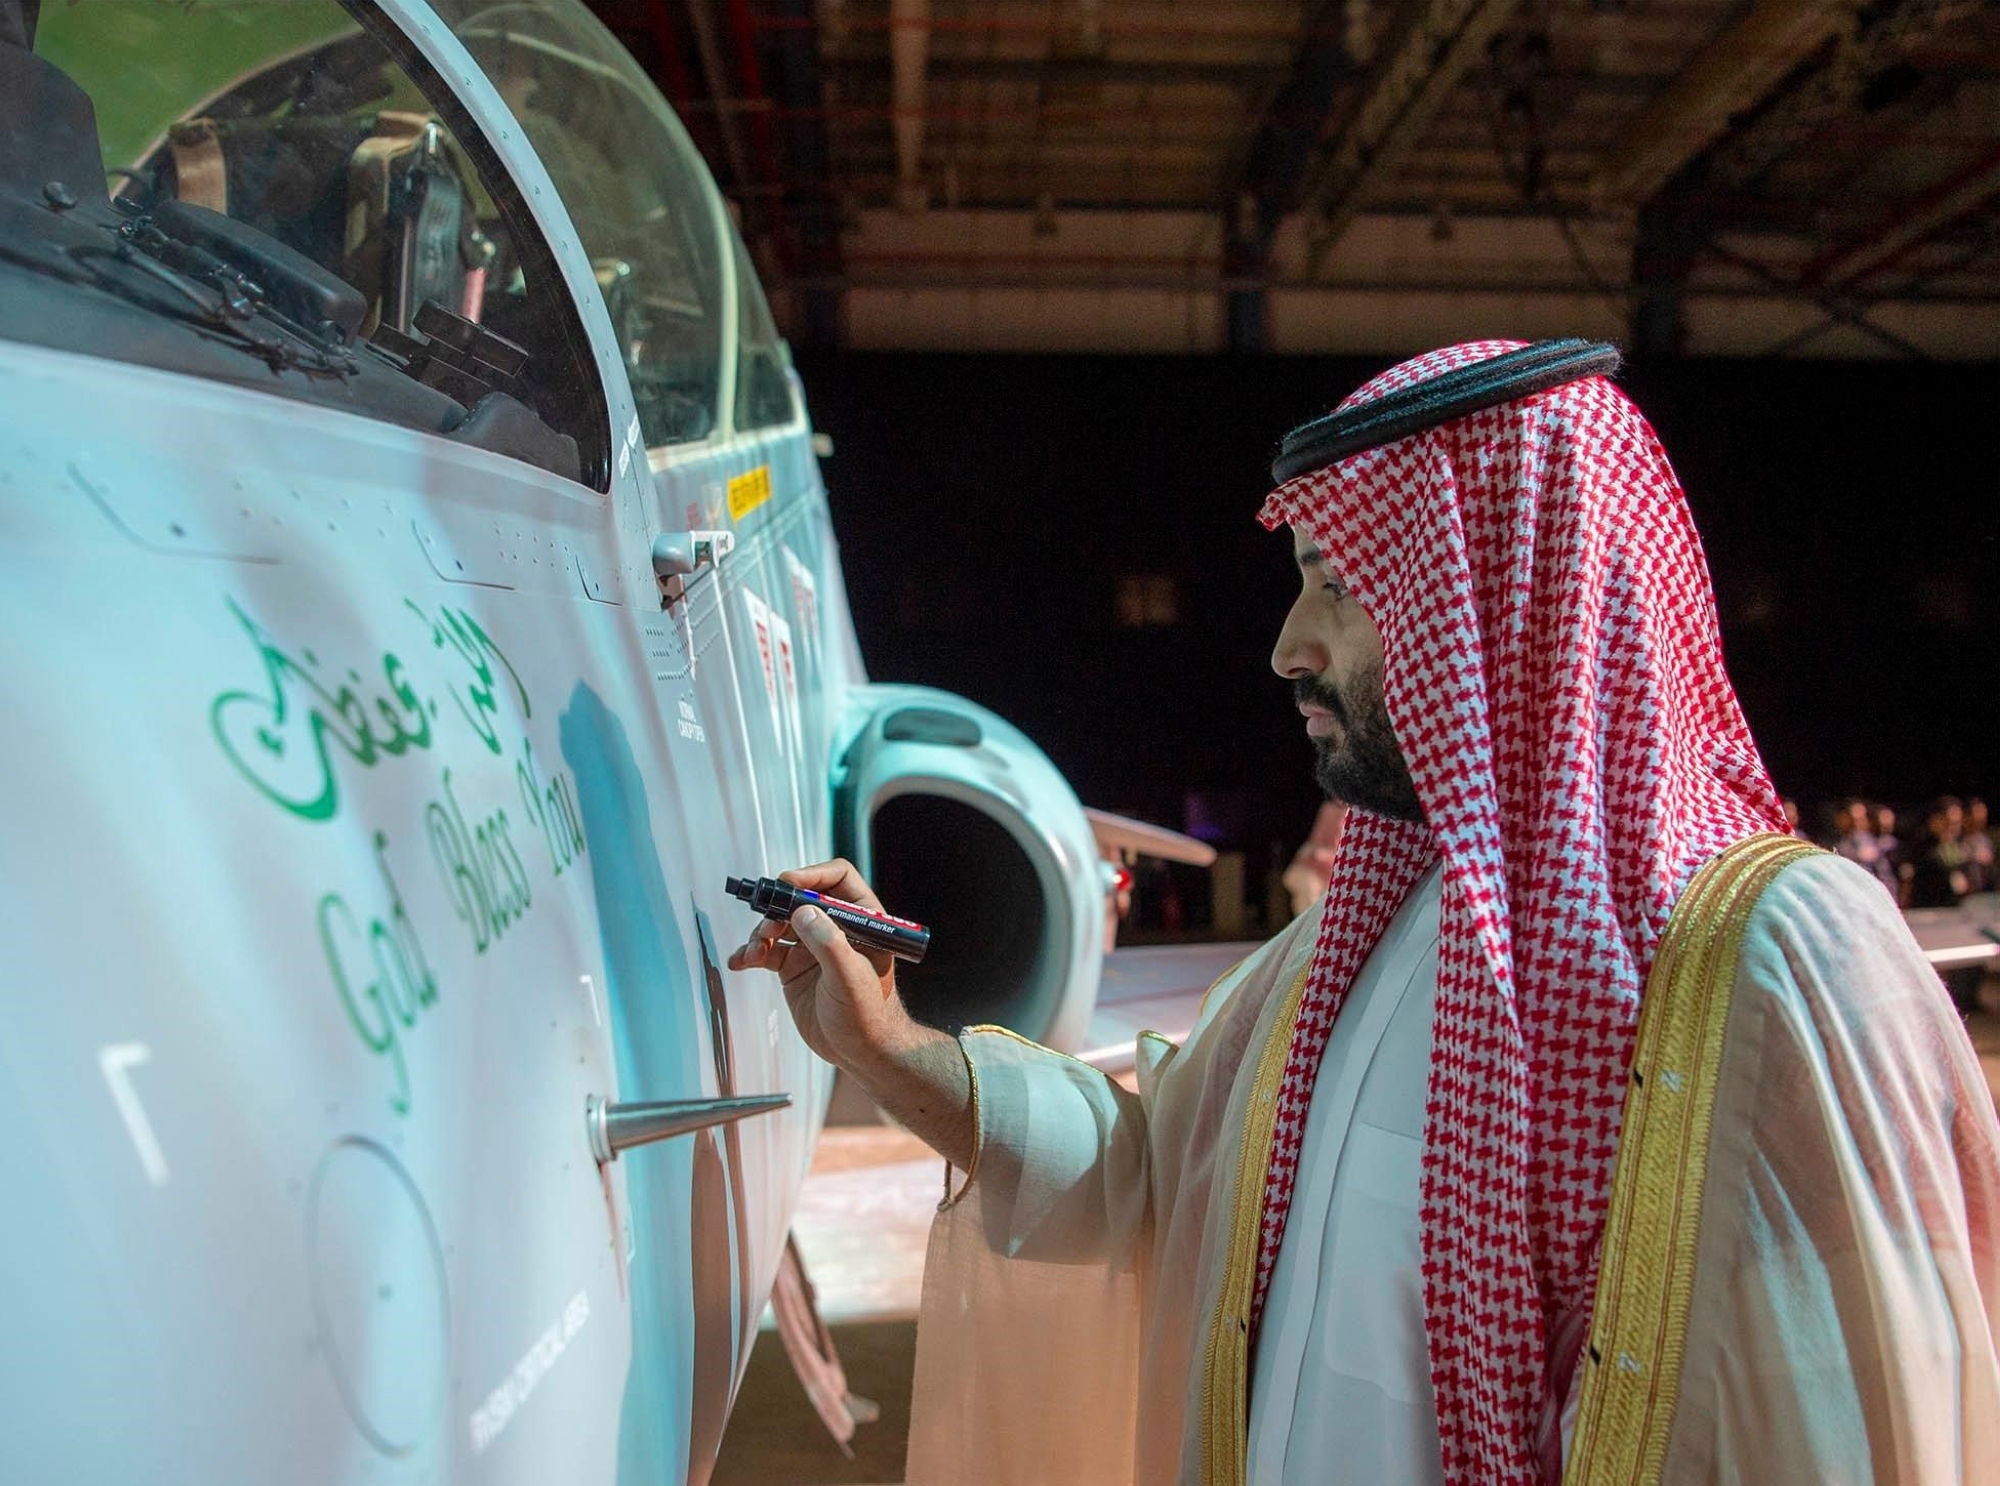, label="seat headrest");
[2,1,44,51]
[0,44,107,204]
